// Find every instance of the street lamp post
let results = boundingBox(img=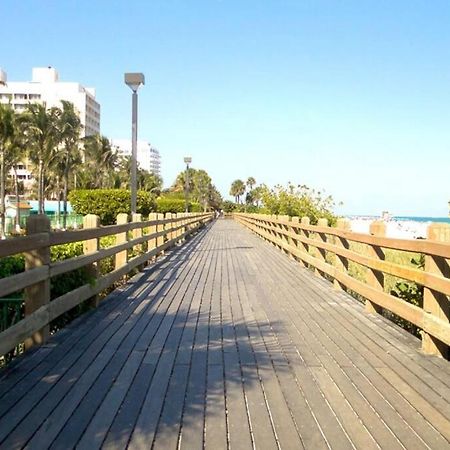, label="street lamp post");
[124,73,145,215]
[184,156,192,213]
